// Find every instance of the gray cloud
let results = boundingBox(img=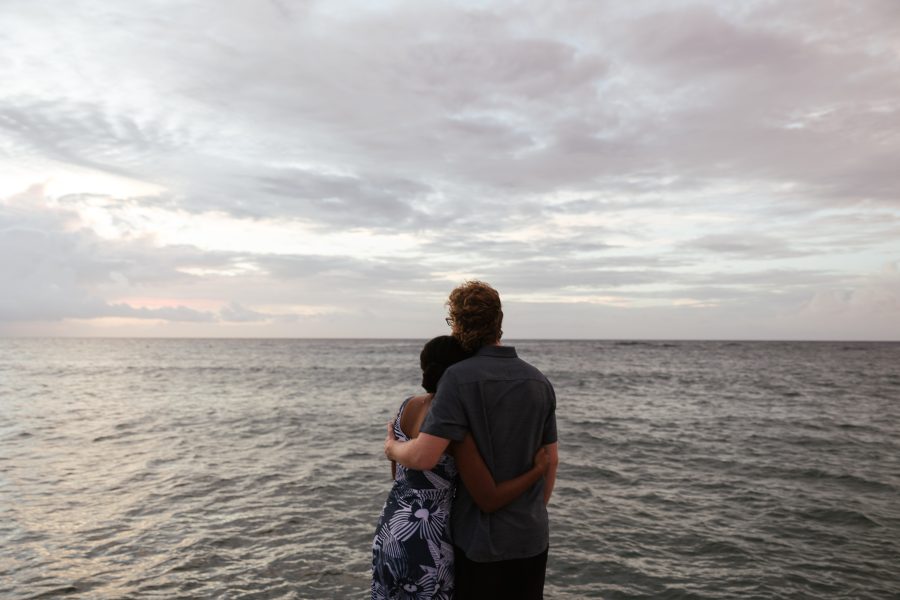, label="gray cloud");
[683,233,808,260]
[218,301,269,323]
[612,3,900,204]
[0,188,211,322]
[254,168,433,228]
[2,0,899,338]
[0,186,444,325]
[798,261,900,317]
[6,0,899,215]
